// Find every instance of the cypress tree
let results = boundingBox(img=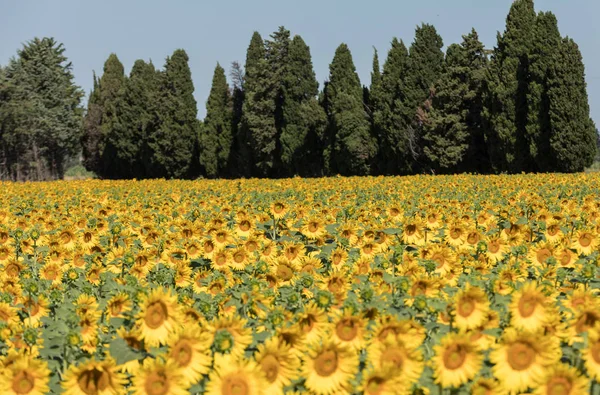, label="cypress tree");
[406,24,444,111]
[149,49,198,178]
[547,38,597,172]
[241,31,277,177]
[279,35,326,177]
[98,53,126,178]
[484,0,536,173]
[373,38,412,174]
[200,63,232,178]
[323,44,377,176]
[421,29,489,174]
[526,12,561,172]
[114,59,158,179]
[228,61,248,178]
